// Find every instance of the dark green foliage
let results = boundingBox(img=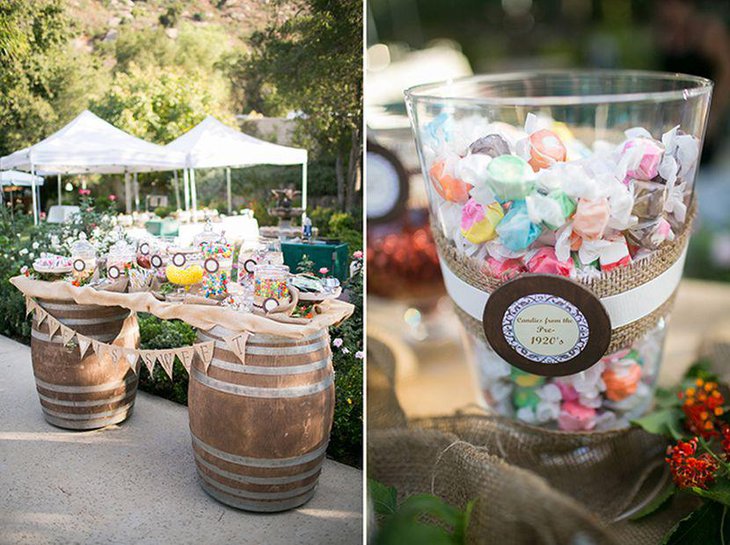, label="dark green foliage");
[136,313,196,405]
